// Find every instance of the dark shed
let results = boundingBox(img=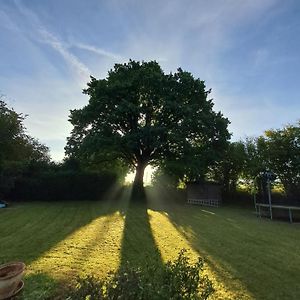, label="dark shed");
[186,182,222,207]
